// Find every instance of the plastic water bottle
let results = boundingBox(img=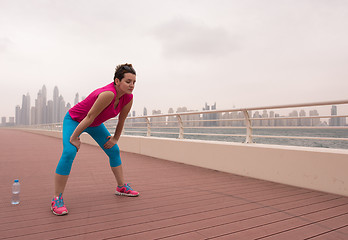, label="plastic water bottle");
[11,179,20,205]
